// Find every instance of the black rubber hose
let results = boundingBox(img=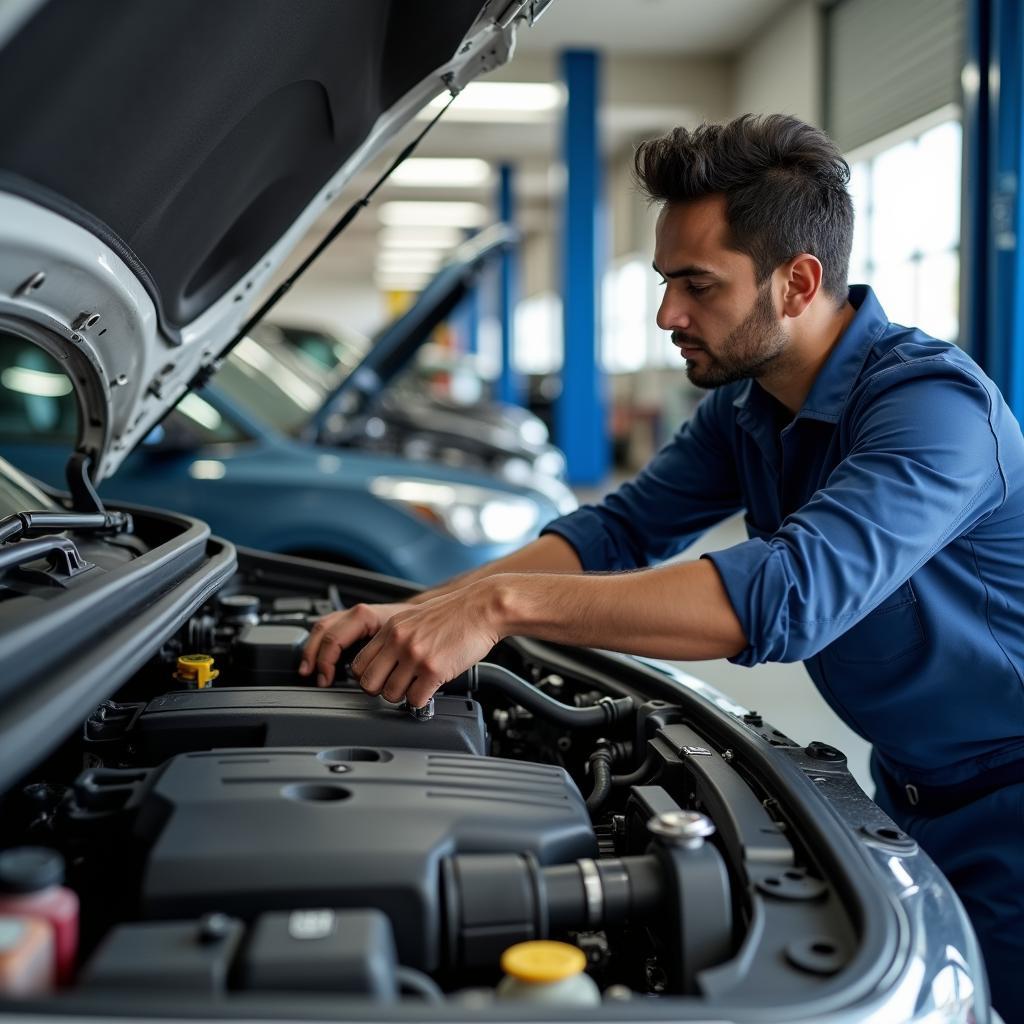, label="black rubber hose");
[473,663,634,728]
[586,745,615,813]
[612,748,659,787]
